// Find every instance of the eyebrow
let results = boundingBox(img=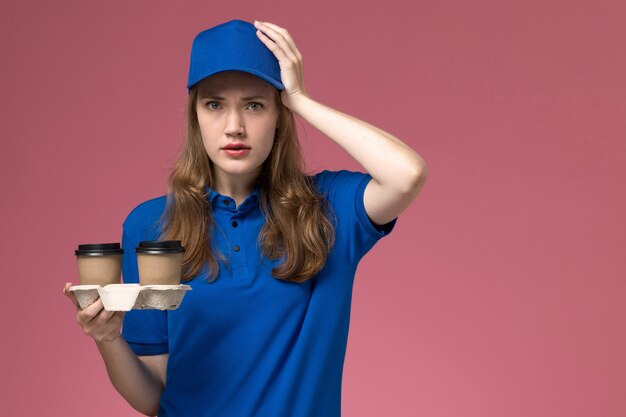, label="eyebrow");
[201,94,269,101]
